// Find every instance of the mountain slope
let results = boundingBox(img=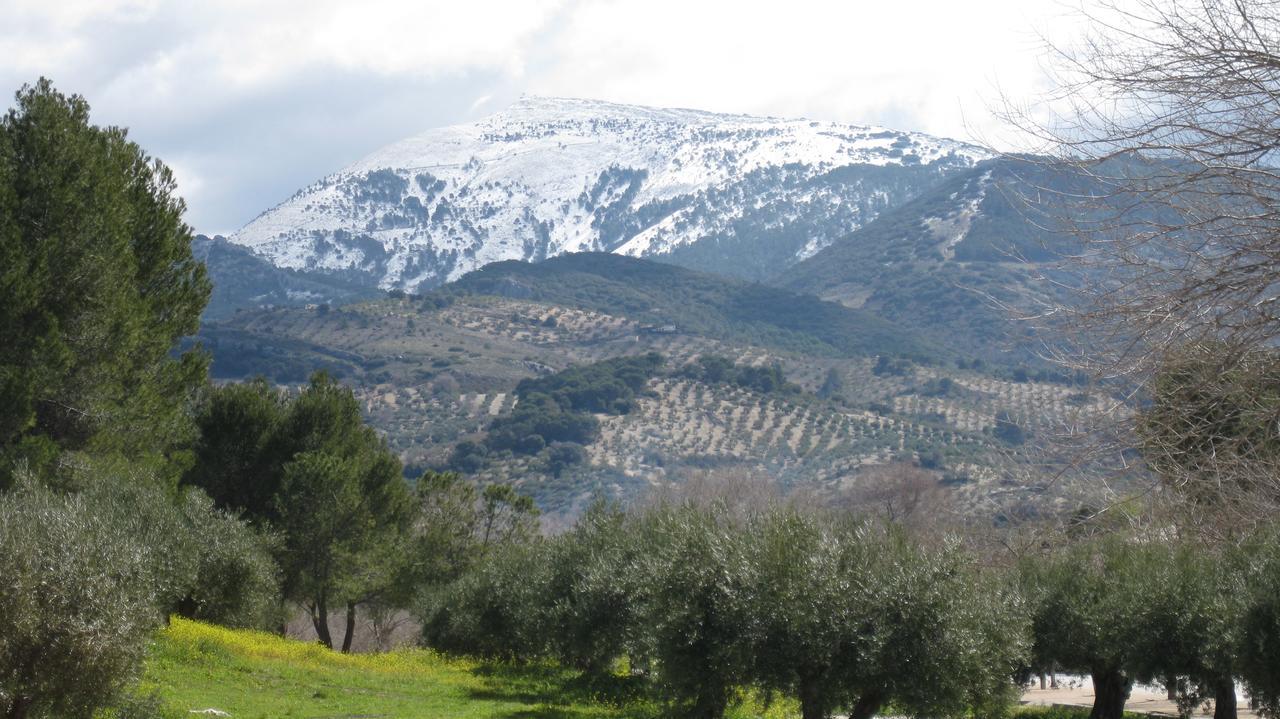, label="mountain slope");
[194,235,383,320]
[439,252,946,362]
[195,263,1105,519]
[229,96,990,289]
[773,157,1097,363]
